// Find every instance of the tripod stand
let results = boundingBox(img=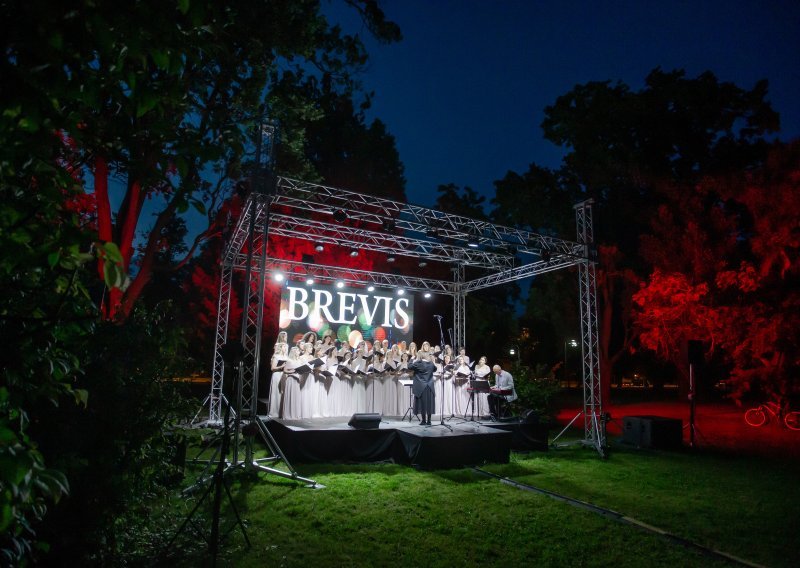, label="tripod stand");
[168,343,322,564]
[163,357,250,565]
